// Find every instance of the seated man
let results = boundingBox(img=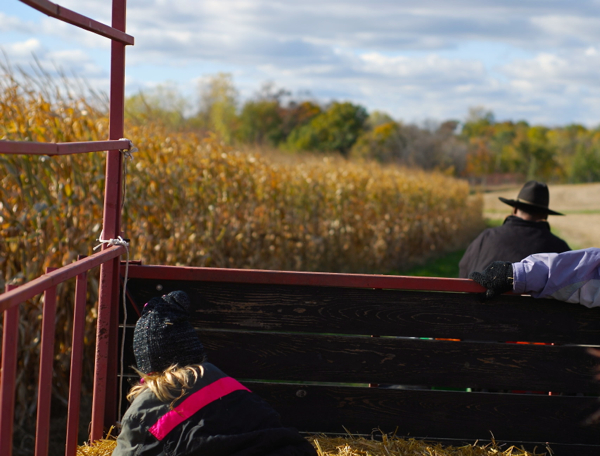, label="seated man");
[459,180,570,278]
